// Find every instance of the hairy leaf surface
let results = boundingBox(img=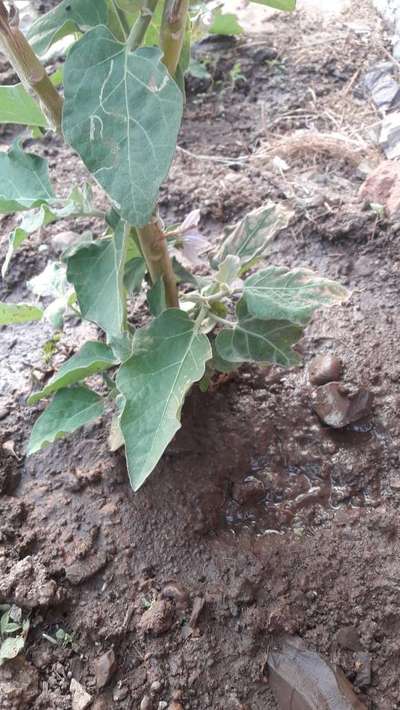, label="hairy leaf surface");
[29,341,117,404]
[66,224,127,339]
[28,386,104,455]
[63,27,183,226]
[244,266,349,325]
[0,143,54,214]
[215,300,302,365]
[0,302,43,325]
[27,0,108,56]
[215,203,292,266]
[117,310,211,490]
